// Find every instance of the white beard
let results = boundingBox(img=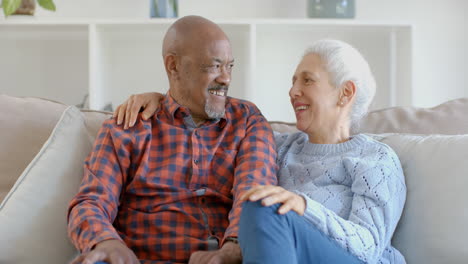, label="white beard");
[205,99,225,119]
